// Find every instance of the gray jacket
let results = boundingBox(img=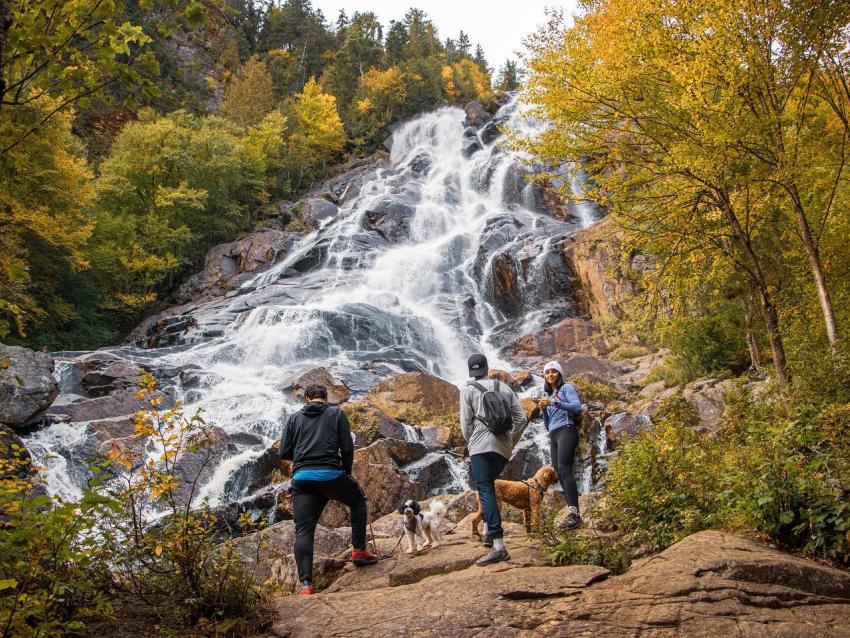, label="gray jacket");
[460,378,528,459]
